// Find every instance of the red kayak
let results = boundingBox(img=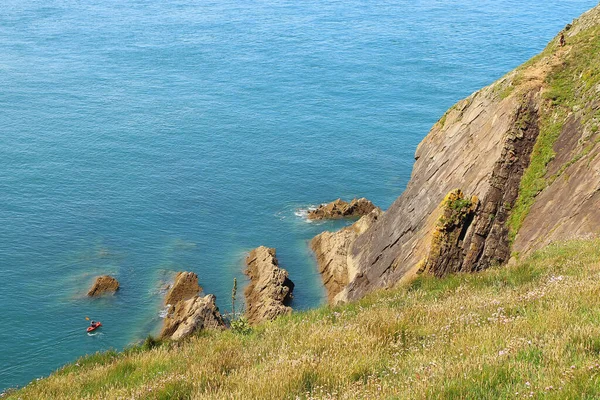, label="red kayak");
[87,322,102,332]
